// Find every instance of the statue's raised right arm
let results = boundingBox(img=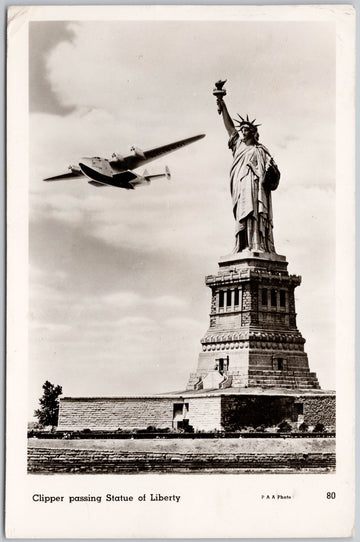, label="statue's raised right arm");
[217,97,235,138]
